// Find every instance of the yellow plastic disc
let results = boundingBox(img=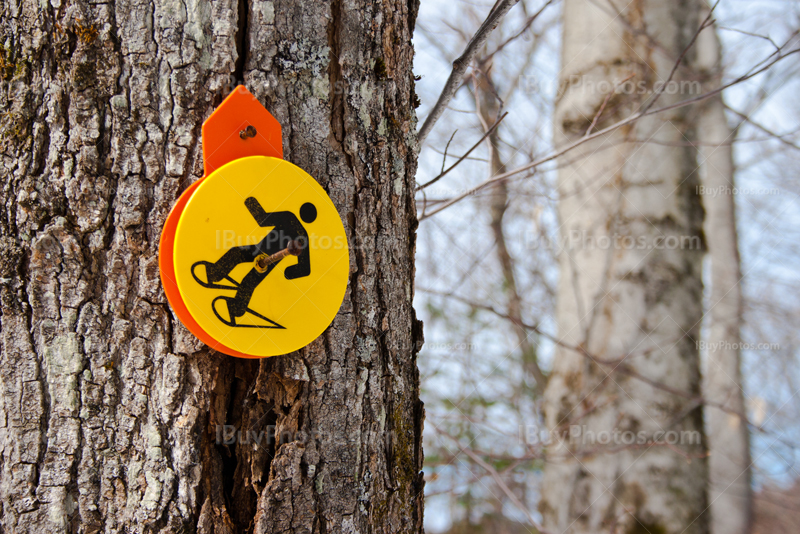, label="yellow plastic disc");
[173,156,349,357]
